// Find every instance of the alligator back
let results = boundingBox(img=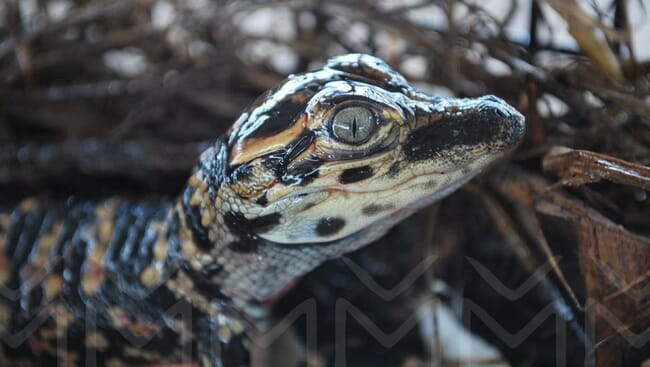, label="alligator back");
[0,197,200,366]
